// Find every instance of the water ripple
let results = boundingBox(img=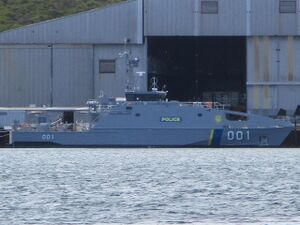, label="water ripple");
[0,148,300,224]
